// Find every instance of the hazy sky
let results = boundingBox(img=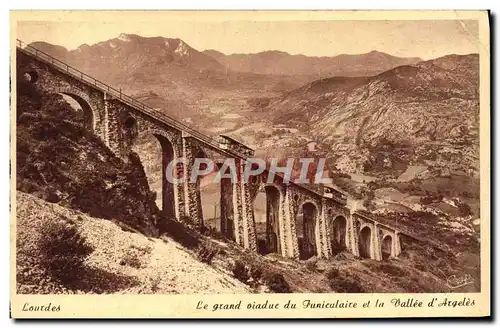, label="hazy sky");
[16,13,479,60]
